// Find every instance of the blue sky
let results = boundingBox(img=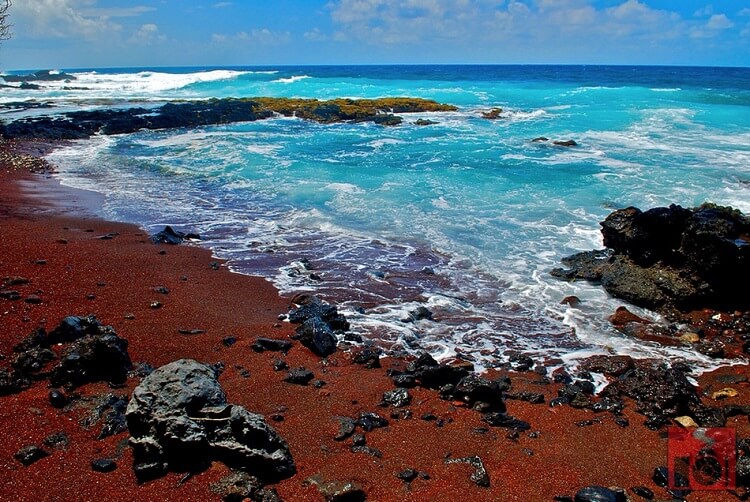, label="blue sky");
[3,0,750,70]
